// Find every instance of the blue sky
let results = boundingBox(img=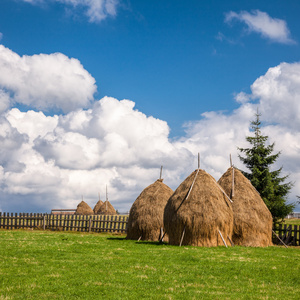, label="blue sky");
[0,0,299,213]
[1,0,299,135]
